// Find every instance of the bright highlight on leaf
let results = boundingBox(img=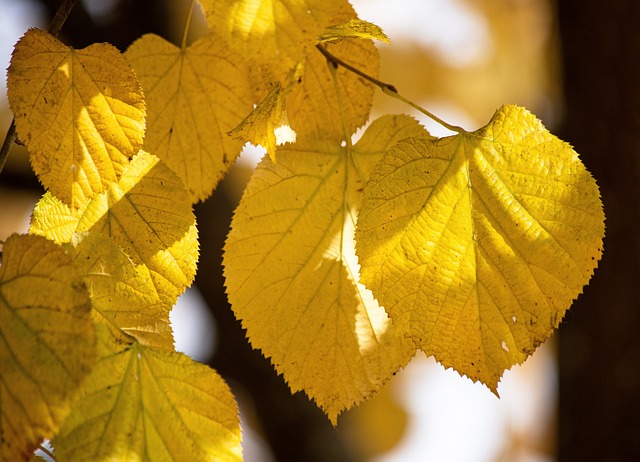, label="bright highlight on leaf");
[319,19,390,44]
[126,32,253,203]
[287,6,378,140]
[31,151,199,308]
[224,115,425,423]
[8,28,146,209]
[54,325,242,461]
[355,105,605,390]
[199,0,340,81]
[0,234,95,461]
